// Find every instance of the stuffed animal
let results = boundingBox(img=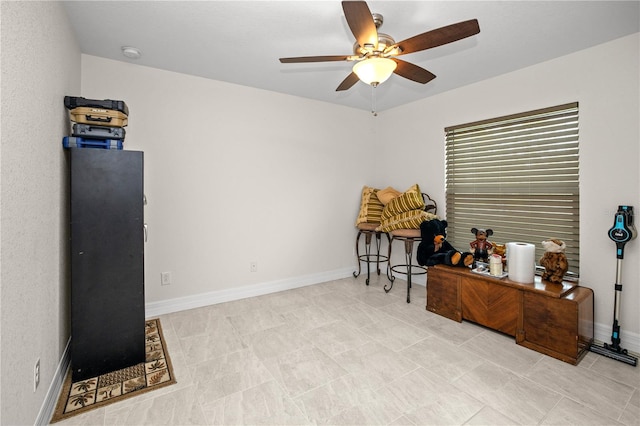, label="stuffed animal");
[540,239,569,284]
[493,243,506,258]
[470,228,494,263]
[492,243,507,267]
[417,219,474,267]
